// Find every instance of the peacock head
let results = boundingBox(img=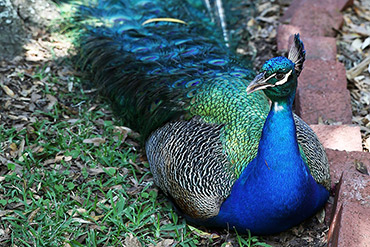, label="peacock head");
[247,34,305,102]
